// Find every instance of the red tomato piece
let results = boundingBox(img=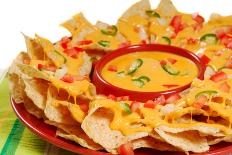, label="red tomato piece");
[107,65,118,72]
[211,96,224,103]
[194,95,207,109]
[210,71,227,82]
[167,58,177,64]
[74,47,84,52]
[165,94,181,104]
[130,101,141,113]
[118,142,134,155]
[45,65,56,72]
[221,35,232,49]
[78,40,93,45]
[107,94,117,101]
[61,75,74,83]
[170,15,186,34]
[160,60,167,66]
[140,39,147,45]
[219,82,231,93]
[60,36,71,49]
[37,64,44,70]
[198,54,211,65]
[144,100,156,109]
[225,57,232,69]
[79,102,89,113]
[187,37,199,44]
[192,13,205,24]
[215,29,226,40]
[64,48,78,58]
[117,96,130,101]
[153,95,166,105]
